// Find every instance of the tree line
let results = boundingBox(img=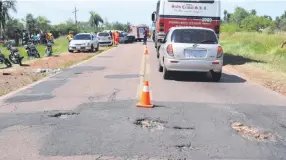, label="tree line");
[222,7,286,33]
[0,0,132,40]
